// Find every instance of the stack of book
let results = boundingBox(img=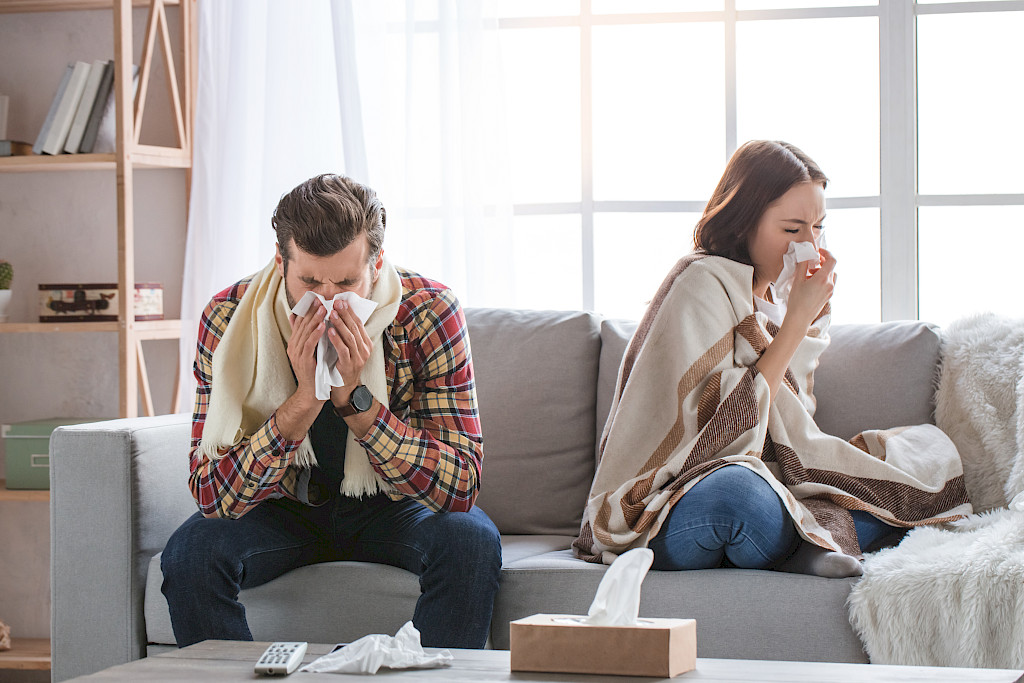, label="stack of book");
[32,59,116,156]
